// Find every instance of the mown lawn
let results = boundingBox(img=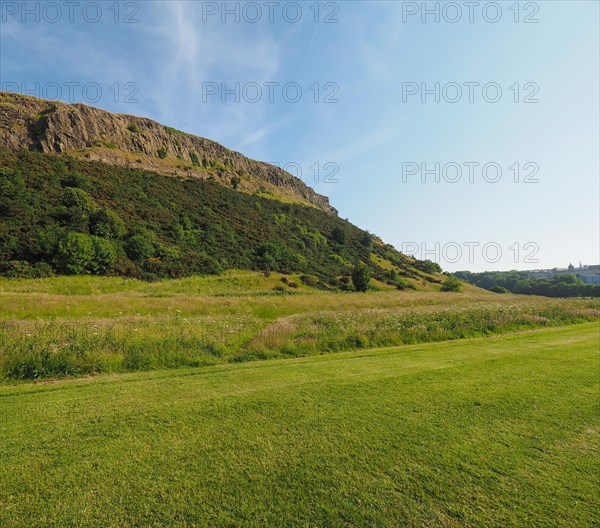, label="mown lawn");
[1,323,598,527]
